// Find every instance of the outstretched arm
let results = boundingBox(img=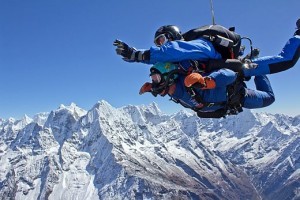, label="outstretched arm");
[113,38,222,64]
[148,39,222,64]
